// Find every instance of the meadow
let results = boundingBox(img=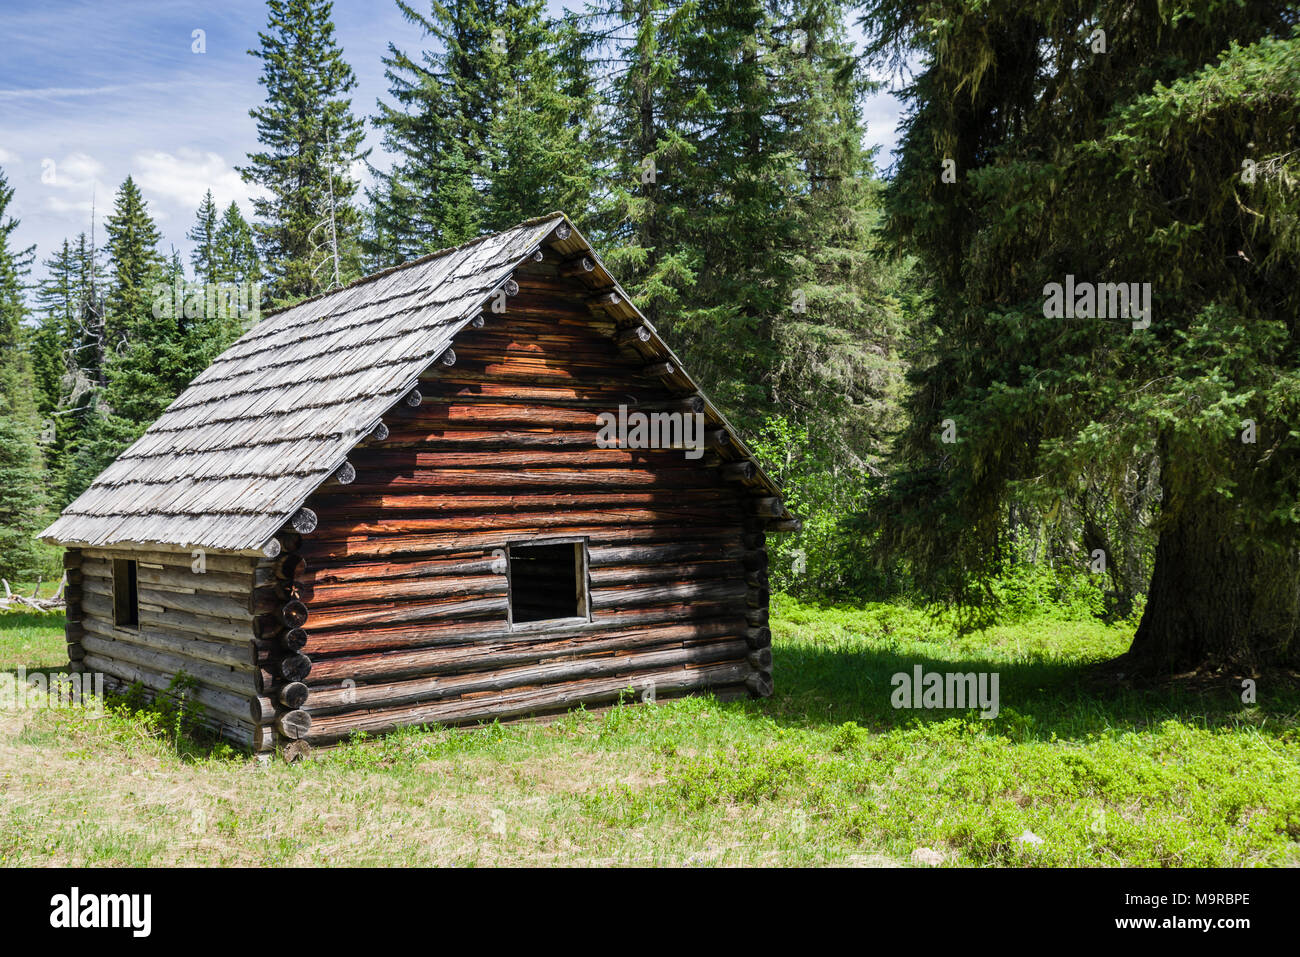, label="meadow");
[1,596,1297,867]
